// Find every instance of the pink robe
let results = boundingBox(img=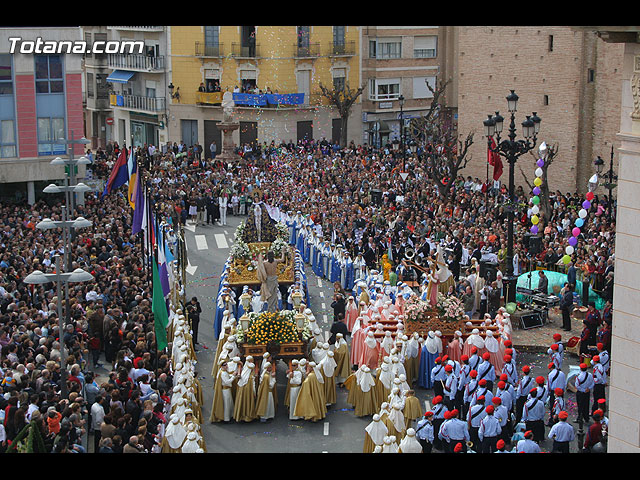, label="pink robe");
[350,326,367,366]
[361,342,381,370]
[447,338,463,364]
[345,301,359,332]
